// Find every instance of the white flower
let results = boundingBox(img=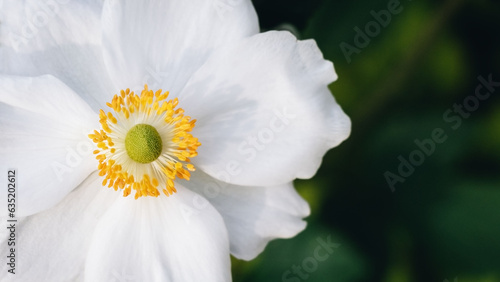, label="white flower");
[0,0,351,281]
